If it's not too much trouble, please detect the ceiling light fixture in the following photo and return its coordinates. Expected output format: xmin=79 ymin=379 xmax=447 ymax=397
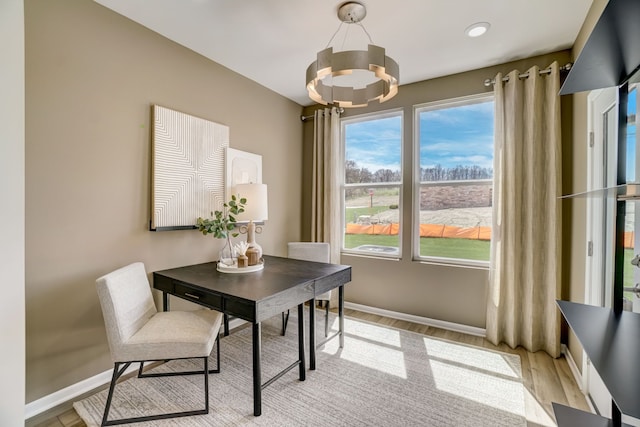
xmin=306 ymin=1 xmax=399 ymax=108
xmin=465 ymin=22 xmax=490 ymax=38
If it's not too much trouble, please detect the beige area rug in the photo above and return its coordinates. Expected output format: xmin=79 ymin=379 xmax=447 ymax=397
xmin=74 ymin=310 xmax=526 ymax=426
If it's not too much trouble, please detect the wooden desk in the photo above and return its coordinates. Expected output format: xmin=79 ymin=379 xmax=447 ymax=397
xmin=152 ymin=255 xmax=352 ymax=416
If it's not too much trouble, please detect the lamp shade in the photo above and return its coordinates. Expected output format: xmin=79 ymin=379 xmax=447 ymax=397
xmin=233 ymin=183 xmax=268 ymax=222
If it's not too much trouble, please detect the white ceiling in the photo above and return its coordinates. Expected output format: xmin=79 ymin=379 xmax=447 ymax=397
xmin=94 ymin=0 xmax=594 ymax=106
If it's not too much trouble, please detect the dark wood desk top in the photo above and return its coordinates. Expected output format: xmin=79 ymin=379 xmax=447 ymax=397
xmin=153 ymin=255 xmax=351 ymax=323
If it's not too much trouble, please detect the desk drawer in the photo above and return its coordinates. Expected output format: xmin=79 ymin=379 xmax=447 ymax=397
xmin=174 ymin=282 xmax=222 ymax=309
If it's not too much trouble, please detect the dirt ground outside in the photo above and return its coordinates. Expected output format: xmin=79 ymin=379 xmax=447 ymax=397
xmin=346 ymin=194 xmax=492 ymax=228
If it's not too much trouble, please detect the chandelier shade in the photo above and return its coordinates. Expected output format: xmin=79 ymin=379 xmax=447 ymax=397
xmin=305 ymin=2 xmax=399 ymax=108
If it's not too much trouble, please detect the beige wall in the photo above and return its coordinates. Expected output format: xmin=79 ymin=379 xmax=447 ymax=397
xmin=302 ymin=51 xmax=573 ymax=329
xmin=0 ymin=0 xmax=26 ymax=424
xmin=25 ymin=0 xmax=303 ymax=403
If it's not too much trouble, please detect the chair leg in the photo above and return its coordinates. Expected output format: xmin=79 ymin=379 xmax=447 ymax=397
xmin=203 ymin=356 xmax=209 ymax=414
xmin=101 ymin=358 xmax=209 ymax=426
xmin=102 ymin=362 xmax=131 ymax=426
xmin=210 ymin=334 xmax=221 ymax=374
xmin=324 ymin=300 xmax=330 ymax=337
xmin=281 ymin=309 xmax=290 ymax=336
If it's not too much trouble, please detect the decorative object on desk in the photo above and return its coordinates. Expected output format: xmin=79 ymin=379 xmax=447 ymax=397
xmin=234 ymin=183 xmax=269 ymax=260
xmin=216 ymin=259 xmax=263 ymax=273
xmin=246 ymin=246 xmax=260 ymax=266
xmin=74 ymin=311 xmax=526 ymax=426
xmin=235 ymin=241 xmax=249 ymax=268
xmin=150 ymin=105 xmax=228 ymax=231
xmin=196 ymin=194 xmax=246 ymax=267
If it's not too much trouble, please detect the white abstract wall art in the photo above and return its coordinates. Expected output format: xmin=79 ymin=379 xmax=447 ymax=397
xmin=225 ymin=147 xmax=262 ymax=203
xmin=150 ymin=105 xmax=229 ymax=231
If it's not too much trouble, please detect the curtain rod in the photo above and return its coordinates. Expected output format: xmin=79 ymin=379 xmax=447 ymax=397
xmin=300 ymin=107 xmax=345 ymax=121
xmin=483 ymin=62 xmax=573 ymax=87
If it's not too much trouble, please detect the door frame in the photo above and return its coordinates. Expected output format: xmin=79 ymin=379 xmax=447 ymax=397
xmin=584 ymin=86 xmax=617 ymax=416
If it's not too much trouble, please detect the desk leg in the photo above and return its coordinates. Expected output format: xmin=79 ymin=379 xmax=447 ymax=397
xmin=297 ymin=303 xmax=306 ymax=381
xmin=223 ymin=314 xmax=230 ymax=336
xmin=252 ymin=322 xmax=262 ymax=416
xmin=309 ymin=298 xmax=316 ymax=371
xmin=339 ymin=285 xmax=344 ymax=348
xmin=162 ymin=292 xmax=169 ymax=312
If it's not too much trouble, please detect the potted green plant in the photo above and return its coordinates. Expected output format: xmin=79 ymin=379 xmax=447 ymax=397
xmin=196 ymin=194 xmax=246 ymax=266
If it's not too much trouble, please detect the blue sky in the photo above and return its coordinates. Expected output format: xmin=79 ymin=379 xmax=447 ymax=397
xmin=345 ymin=115 xmax=402 ymax=172
xmin=627 ymin=87 xmax=637 ymax=180
xmin=344 ymin=100 xmax=494 ymax=172
xmin=419 ymin=101 xmax=494 ymax=170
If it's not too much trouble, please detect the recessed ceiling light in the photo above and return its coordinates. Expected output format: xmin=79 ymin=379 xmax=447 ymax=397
xmin=465 ymin=22 xmax=490 ymax=38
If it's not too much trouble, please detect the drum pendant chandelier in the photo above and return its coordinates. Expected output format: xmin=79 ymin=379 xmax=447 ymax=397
xmin=306 ymin=1 xmax=399 ymax=108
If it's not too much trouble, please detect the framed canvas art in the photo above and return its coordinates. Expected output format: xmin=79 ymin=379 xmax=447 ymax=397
xmin=150 ymin=105 xmax=229 ymax=231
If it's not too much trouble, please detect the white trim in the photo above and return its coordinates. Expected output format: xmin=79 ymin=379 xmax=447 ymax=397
xmin=561 ymin=344 xmax=586 ymax=392
xmin=25 ymin=317 xmax=246 ymax=421
xmin=344 ymin=301 xmax=486 ymax=337
xmin=25 ymin=363 xmax=137 ymax=420
xmin=561 ymin=344 xmax=596 ymax=413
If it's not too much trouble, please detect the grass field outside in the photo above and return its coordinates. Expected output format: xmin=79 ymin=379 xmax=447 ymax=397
xmin=344 ymin=234 xmax=490 ymax=261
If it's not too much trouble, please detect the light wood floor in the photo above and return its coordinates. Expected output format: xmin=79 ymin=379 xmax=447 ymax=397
xmin=31 ymin=308 xmax=591 ymax=427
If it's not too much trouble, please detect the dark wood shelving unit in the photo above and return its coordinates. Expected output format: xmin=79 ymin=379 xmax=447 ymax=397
xmin=553 ymin=403 xmax=633 ymax=427
xmin=555 ymin=0 xmax=640 ymax=424
xmin=559 ymin=0 xmax=640 ymax=95
xmin=556 ymin=301 xmax=640 ymax=421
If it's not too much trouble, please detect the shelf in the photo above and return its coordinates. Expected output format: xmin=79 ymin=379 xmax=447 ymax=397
xmin=556 ymin=300 xmax=640 ymax=419
xmin=559 ymin=0 xmax=640 ymax=95
xmin=553 ymin=403 xmax=633 ymax=427
xmin=560 ymin=183 xmax=640 ymax=200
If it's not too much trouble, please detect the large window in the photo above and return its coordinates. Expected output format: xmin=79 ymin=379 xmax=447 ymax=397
xmin=415 ymin=95 xmax=494 ymax=265
xmin=342 ymin=111 xmax=402 ymax=257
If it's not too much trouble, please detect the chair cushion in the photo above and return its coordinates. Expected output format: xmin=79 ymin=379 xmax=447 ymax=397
xmin=113 ymin=309 xmax=223 ymax=362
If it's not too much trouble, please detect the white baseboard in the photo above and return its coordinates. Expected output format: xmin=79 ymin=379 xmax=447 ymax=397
xmin=25 ymin=317 xmax=246 ymax=421
xmin=560 ymin=343 xmax=596 ymax=414
xmin=560 ymin=344 xmax=585 ymax=392
xmin=24 ymin=363 xmax=138 ymax=420
xmin=344 ymin=302 xmax=486 ymax=337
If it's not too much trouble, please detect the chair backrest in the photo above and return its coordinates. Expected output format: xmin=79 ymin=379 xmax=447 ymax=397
xmin=287 ymin=242 xmax=330 ymax=263
xmin=95 ymin=262 xmax=157 ymax=358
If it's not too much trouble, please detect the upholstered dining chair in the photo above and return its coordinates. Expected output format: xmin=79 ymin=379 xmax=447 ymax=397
xmin=281 ymin=242 xmax=332 ymax=337
xmin=95 ymin=262 xmax=223 ymax=426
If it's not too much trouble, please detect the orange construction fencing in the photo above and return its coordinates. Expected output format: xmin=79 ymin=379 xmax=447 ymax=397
xmin=346 ymin=222 xmax=635 ymax=248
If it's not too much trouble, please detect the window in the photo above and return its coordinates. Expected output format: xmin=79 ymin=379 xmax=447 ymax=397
xmin=415 ymin=95 xmax=494 ymax=265
xmin=342 ymin=111 xmax=402 ymax=257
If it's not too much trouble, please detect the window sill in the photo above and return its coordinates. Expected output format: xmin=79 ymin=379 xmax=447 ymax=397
xmin=414 ymin=257 xmax=490 ymax=270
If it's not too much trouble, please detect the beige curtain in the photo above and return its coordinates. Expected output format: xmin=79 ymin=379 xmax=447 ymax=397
xmin=486 ymin=62 xmax=562 ymax=357
xmin=310 ymin=107 xmax=342 ymax=266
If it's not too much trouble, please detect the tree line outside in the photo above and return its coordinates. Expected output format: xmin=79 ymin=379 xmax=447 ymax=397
xmin=346 ymin=160 xmax=493 ymax=184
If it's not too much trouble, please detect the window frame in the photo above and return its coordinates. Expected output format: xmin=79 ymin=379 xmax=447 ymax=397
xmin=340 ymin=109 xmax=404 ymax=259
xmin=413 ymin=93 xmax=494 ymax=268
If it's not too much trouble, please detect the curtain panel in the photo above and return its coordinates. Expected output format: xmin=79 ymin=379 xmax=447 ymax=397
xmin=310 ymin=107 xmax=341 ymax=264
xmin=486 ymin=62 xmax=562 ymax=357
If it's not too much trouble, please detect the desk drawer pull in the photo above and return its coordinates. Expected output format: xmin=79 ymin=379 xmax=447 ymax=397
xmin=184 ymin=292 xmax=201 ymax=300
